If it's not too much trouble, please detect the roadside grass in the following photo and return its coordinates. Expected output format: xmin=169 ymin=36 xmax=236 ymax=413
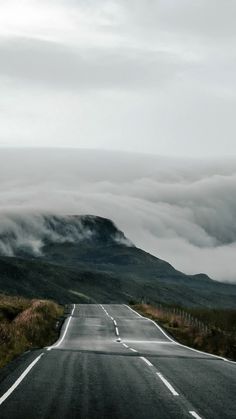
xmin=0 ymin=294 xmax=64 ymax=368
xmin=132 ymin=303 xmax=236 ymax=361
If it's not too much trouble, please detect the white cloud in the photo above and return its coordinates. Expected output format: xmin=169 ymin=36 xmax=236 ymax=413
xmin=0 ymin=149 xmax=236 ymax=283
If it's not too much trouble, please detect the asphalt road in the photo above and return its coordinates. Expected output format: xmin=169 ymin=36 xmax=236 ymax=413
xmin=0 ymin=304 xmax=235 ymax=419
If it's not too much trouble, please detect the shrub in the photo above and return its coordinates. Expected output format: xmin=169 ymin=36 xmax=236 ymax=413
xmin=0 ymin=294 xmax=64 ymax=368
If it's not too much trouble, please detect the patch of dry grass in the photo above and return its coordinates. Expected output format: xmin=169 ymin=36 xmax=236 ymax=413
xmin=0 ymin=294 xmax=64 ymax=368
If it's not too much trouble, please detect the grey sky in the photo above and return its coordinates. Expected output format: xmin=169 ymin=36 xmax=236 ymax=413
xmin=0 ymin=0 xmax=236 ymax=156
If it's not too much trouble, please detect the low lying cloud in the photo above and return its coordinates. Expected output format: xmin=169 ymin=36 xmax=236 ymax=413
xmin=0 ymin=212 xmax=132 ymax=256
xmin=0 ymin=214 xmax=95 ymax=256
xmin=0 ymin=148 xmax=236 ymax=282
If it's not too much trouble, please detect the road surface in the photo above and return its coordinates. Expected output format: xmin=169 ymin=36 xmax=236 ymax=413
xmin=0 ymin=304 xmax=235 ymax=418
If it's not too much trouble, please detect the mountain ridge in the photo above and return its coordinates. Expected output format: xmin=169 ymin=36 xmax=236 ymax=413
xmin=0 ymin=214 xmax=235 ymax=308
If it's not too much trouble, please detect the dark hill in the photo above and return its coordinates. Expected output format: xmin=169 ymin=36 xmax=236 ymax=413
xmin=0 ymin=215 xmax=236 ymax=308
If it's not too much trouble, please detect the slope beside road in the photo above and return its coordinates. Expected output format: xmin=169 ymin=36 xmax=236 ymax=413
xmin=0 ymin=304 xmax=235 ymax=419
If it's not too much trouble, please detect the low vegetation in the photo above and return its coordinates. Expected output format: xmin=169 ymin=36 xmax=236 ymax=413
xmin=0 ymin=294 xmax=64 ymax=368
xmin=133 ymin=303 xmax=236 ymax=361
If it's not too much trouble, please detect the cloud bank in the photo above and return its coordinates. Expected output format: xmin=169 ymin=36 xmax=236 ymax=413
xmin=0 ymin=213 xmax=131 ymax=257
xmin=0 ymin=149 xmax=236 ymax=283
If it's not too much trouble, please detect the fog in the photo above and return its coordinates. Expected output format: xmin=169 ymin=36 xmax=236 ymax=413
xmin=0 ymin=149 xmax=236 ymax=283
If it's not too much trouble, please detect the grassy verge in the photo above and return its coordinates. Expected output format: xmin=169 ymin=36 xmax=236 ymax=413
xmin=132 ymin=303 xmax=236 ymax=361
xmin=0 ymin=294 xmax=64 ymax=368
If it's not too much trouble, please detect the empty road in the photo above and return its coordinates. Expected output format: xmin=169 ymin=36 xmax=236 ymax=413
xmin=0 ymin=304 xmax=235 ymax=418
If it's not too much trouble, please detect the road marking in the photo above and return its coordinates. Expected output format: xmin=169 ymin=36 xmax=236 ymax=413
xmin=123 ymin=343 xmax=129 ymax=348
xmin=129 ymin=348 xmax=138 ymax=353
xmin=125 ymin=305 xmax=175 ymax=342
xmin=100 ymin=305 xmax=115 ymax=321
xmin=189 ymin=411 xmax=202 ymax=419
xmin=156 ymin=373 xmax=179 ymax=396
xmin=0 ymin=354 xmax=44 ymax=406
xmin=71 ymin=304 xmax=76 ymax=316
xmin=124 ymin=304 xmax=143 ymax=318
xmin=121 ymin=340 xmax=173 ymax=344
xmin=100 ymin=305 xmax=124 ymax=339
xmin=146 ymin=320 xmax=175 ymax=342
xmin=175 ymin=340 xmax=236 ymax=363
xmin=140 ymin=356 xmax=153 ymax=367
xmin=47 ymin=304 xmax=75 ymax=350
xmin=124 ymin=305 xmax=181 ymax=343
xmin=124 ymin=305 xmax=236 ymax=364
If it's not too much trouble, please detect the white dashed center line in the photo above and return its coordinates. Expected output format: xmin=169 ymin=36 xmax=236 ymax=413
xmin=140 ymin=357 xmax=153 ymax=367
xmin=156 ymin=373 xmax=179 ymax=396
xmin=189 ymin=411 xmax=202 ymax=419
xmin=100 ymin=305 xmax=122 ymax=340
xmin=115 ymin=327 xmax=119 ymax=336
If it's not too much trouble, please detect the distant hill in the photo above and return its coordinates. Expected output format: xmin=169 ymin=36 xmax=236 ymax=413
xmin=0 ymin=215 xmax=236 ymax=307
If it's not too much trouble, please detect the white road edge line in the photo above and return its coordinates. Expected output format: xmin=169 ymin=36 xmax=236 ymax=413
xmin=71 ymin=304 xmax=76 ymax=316
xmin=189 ymin=411 xmax=202 ymax=419
xmin=124 ymin=305 xmax=175 ymax=342
xmin=115 ymin=327 xmax=119 ymax=336
xmin=113 ymin=320 xmax=117 ymax=326
xmin=124 ymin=305 xmax=236 ymax=364
xmin=140 ymin=356 xmax=153 ymax=367
xmin=156 ymin=373 xmax=179 ymax=396
xmin=47 ymin=304 xmax=75 ymax=350
xmin=125 ymin=304 xmax=143 ymax=318
xmin=0 ymin=354 xmax=44 ymax=406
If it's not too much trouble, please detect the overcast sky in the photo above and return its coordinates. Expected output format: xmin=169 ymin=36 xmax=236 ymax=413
xmin=1 ymin=2 xmax=236 ymax=283
xmin=0 ymin=0 xmax=236 ymax=156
